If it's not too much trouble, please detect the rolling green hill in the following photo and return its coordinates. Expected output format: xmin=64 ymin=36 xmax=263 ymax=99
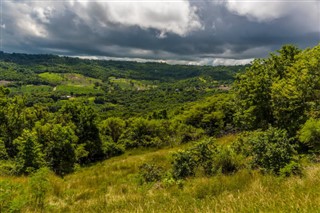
xmin=0 ymin=52 xmax=242 ymax=118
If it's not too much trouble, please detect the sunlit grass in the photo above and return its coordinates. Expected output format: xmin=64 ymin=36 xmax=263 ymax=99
xmin=10 ymin=85 xmax=53 ymax=94
xmin=109 ymin=76 xmax=156 ymax=91
xmin=56 ymin=85 xmax=100 ymax=95
xmin=2 ymin=135 xmax=320 ymax=212
xmin=38 ymin=72 xmax=64 ymax=84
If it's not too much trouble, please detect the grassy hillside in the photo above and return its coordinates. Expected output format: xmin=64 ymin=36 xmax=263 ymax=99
xmin=1 ymin=135 xmax=319 ymax=212
xmin=0 ymin=52 xmax=245 ymax=83
xmin=109 ymin=77 xmax=156 ymax=91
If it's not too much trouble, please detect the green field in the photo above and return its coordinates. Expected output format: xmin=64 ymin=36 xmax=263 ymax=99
xmin=39 ymin=72 xmax=102 ymax=85
xmin=63 ymin=73 xmax=102 ymax=86
xmin=37 ymin=72 xmax=103 ymax=95
xmin=109 ymin=77 xmax=156 ymax=91
xmin=56 ymin=85 xmax=101 ymax=95
xmin=38 ymin=73 xmax=64 ymax=84
xmin=10 ymin=85 xmax=53 ymax=94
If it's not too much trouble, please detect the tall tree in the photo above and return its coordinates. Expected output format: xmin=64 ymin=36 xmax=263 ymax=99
xmin=57 ymin=102 xmax=104 ymax=163
xmin=233 ymin=45 xmax=301 ymax=131
xmin=14 ymin=129 xmax=45 ymax=174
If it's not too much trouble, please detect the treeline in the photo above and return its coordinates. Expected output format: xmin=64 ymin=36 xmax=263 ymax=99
xmin=0 ymin=51 xmax=244 ymax=83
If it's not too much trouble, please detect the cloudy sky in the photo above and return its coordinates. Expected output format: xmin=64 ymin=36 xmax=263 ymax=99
xmin=1 ymin=0 xmax=320 ymax=65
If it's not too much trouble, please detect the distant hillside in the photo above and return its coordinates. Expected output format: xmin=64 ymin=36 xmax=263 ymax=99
xmin=0 ymin=51 xmax=247 ymax=83
xmin=0 ymin=51 xmax=246 ymax=118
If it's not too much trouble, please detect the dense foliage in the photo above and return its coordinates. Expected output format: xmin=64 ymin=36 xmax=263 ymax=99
xmin=2 ymin=44 xmax=320 ymax=181
xmin=0 ymin=52 xmax=241 ymax=176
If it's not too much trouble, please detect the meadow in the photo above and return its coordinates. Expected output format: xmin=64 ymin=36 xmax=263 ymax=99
xmin=1 ymin=135 xmax=320 ymax=213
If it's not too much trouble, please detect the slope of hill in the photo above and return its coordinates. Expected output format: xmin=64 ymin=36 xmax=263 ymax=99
xmin=1 ymin=135 xmax=320 ymax=212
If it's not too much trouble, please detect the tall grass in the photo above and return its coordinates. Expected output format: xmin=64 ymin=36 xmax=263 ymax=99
xmin=1 ymin=136 xmax=320 ymax=212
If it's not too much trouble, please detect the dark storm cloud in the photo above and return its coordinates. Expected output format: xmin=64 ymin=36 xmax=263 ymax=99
xmin=1 ymin=0 xmax=319 ymax=65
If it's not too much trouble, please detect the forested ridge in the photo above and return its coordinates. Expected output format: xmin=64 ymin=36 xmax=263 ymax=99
xmin=2 ymin=44 xmax=320 ymax=212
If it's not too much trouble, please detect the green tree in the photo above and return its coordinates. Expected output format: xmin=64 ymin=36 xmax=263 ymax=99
xmin=14 ymin=129 xmax=45 ymax=174
xmin=119 ymin=118 xmax=166 ymax=148
xmin=271 ymin=45 xmax=320 ymax=134
xmin=298 ymin=118 xmax=320 ymax=152
xmin=100 ymin=117 xmax=125 ymax=143
xmin=243 ymin=127 xmax=296 ymax=174
xmin=57 ymin=102 xmax=104 ymax=163
xmin=177 ymin=94 xmax=234 ymax=136
xmin=35 ymin=123 xmax=79 ymax=176
xmin=233 ymin=45 xmax=301 ymax=131
xmin=0 ymin=139 xmax=8 ymax=160
xmin=0 ymin=96 xmax=27 ymax=157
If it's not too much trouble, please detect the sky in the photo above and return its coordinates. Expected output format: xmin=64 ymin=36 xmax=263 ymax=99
xmin=1 ymin=0 xmax=320 ymax=66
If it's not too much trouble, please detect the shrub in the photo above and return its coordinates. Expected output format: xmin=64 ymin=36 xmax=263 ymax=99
xmin=172 ymin=139 xmax=242 ymax=179
xmin=232 ymin=132 xmax=252 ymax=156
xmin=190 ymin=140 xmax=215 ymax=175
xmin=103 ymin=141 xmax=125 ymax=159
xmin=162 ymin=172 xmax=184 ymax=188
xmin=0 ymin=139 xmax=8 ymax=160
xmin=242 ymin=127 xmax=297 ymax=174
xmin=119 ymin=118 xmax=167 ymax=148
xmin=279 ymin=161 xmax=303 ymax=177
xmin=298 ymin=118 xmax=320 ymax=152
xmin=213 ymin=147 xmax=241 ymax=175
xmin=0 ymin=160 xmax=16 ymax=176
xmin=172 ymin=150 xmax=197 ymax=179
xmin=138 ymin=163 xmax=164 ymax=183
xmin=172 ymin=121 xmax=204 ymax=143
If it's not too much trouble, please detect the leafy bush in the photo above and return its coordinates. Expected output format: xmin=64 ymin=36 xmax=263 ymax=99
xmin=0 ymin=139 xmax=8 ymax=160
xmin=279 ymin=161 xmax=303 ymax=177
xmin=0 ymin=160 xmax=16 ymax=176
xmin=172 ymin=150 xmax=198 ymax=179
xmin=138 ymin=163 xmax=164 ymax=183
xmin=172 ymin=139 xmax=241 ymax=179
xmin=103 ymin=141 xmax=125 ymax=159
xmin=189 ymin=140 xmax=215 ymax=175
xmin=238 ymin=127 xmax=297 ymax=174
xmin=213 ymin=146 xmax=241 ymax=175
xmin=298 ymin=118 xmax=320 ymax=152
xmin=177 ymin=94 xmax=235 ymax=136
xmin=176 ymin=123 xmax=204 ymax=143
xmin=119 ymin=118 xmax=167 ymax=148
